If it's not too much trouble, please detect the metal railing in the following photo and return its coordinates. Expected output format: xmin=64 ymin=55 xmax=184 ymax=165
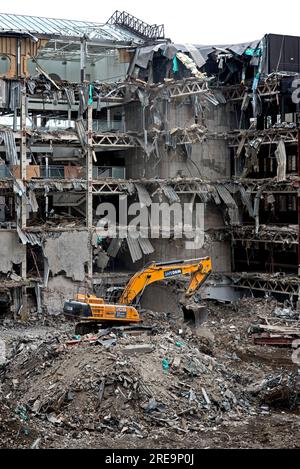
xmin=40 ymin=166 xmax=65 ymax=179
xmin=95 ymin=167 xmax=126 ymax=179
xmin=0 ymin=165 xmax=126 ymax=180
xmin=93 ymin=120 xmax=123 ymax=133
xmin=0 ymin=166 xmax=10 ymax=178
xmin=40 ymin=165 xmax=126 ymax=180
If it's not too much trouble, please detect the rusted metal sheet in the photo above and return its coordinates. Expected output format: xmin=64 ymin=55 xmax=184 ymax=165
xmin=253 ymin=333 xmax=295 ymax=347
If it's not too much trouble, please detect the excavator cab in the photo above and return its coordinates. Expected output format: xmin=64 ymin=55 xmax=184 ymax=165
xmin=104 ymin=287 xmax=125 ymax=304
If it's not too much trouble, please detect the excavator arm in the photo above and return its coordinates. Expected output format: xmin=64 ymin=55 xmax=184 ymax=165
xmin=119 ymin=257 xmax=212 ymax=305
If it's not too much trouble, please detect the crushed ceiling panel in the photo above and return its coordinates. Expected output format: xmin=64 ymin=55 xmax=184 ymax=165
xmin=127 ymin=236 xmax=143 ymax=263
xmin=17 ymin=226 xmax=42 ymax=246
xmin=127 ymin=235 xmax=155 ymax=263
xmin=161 ymin=184 xmax=180 ymax=204
xmin=138 ymin=237 xmax=155 ymax=256
xmin=216 ymin=185 xmax=238 ymax=210
xmin=28 ymin=190 xmax=39 ymax=213
xmin=135 ymin=183 xmax=152 ymax=207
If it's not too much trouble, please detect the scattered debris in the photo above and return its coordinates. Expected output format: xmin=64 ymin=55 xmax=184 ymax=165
xmin=123 ymin=344 xmax=154 ymax=355
xmin=1 ymin=299 xmax=299 ymax=449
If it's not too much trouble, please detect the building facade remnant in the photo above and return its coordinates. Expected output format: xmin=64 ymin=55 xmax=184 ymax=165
xmin=0 ymin=11 xmax=300 ymax=314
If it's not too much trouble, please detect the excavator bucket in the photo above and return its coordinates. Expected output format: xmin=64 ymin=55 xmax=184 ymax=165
xmin=140 ymin=284 xmax=208 ymax=328
xmin=139 ymin=284 xmax=185 ymax=322
xmin=181 ymin=303 xmax=208 ymax=328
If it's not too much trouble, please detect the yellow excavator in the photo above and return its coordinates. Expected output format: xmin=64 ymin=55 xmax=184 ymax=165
xmin=63 ymin=257 xmax=212 ymax=334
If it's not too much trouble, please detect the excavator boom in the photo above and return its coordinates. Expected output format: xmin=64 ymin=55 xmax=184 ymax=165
xmin=119 ymin=257 xmax=212 ymax=305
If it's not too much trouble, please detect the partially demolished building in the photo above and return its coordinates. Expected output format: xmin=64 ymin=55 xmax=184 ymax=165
xmin=0 ymin=10 xmax=300 ymax=316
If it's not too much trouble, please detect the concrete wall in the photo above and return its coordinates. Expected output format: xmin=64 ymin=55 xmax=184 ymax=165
xmin=125 ymin=102 xmax=143 ymax=132
xmin=44 ymin=231 xmax=89 ymax=282
xmin=205 ymin=104 xmax=232 ymax=132
xmin=0 ymin=232 xmax=26 ymax=273
xmin=125 ymin=100 xmax=231 ymax=181
xmin=204 ymin=204 xmax=227 ymax=230
xmin=147 ymin=239 xmax=231 ymax=273
xmin=42 ymin=275 xmax=81 ymax=315
xmin=120 ymin=237 xmax=231 ymax=274
xmin=167 ymin=101 xmax=195 ymax=129
xmin=123 ymin=98 xmax=233 ymax=273
xmin=190 ymin=140 xmax=231 ymax=180
xmin=126 ymin=140 xmax=230 ymax=180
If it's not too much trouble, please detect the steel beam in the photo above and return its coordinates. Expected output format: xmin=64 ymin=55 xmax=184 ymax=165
xmin=86 ymin=105 xmax=93 ymax=278
xmin=228 ymin=128 xmax=298 ymax=148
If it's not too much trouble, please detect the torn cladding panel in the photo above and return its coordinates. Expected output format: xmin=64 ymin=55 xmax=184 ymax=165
xmin=135 ymin=183 xmax=152 ymax=207
xmin=127 ymin=236 xmax=142 ymax=263
xmin=127 ymin=236 xmax=155 ymax=263
xmin=17 ymin=227 xmax=42 ymax=246
xmin=129 ymin=39 xmax=263 ymax=82
xmin=138 ymin=237 xmax=155 ymax=256
xmin=0 ymin=80 xmax=20 ymax=109
xmin=75 ymin=118 xmax=87 ymax=151
xmin=275 ymin=140 xmax=287 ymax=182
xmin=216 ymin=185 xmax=240 ymax=225
xmin=28 ymin=190 xmax=39 ymax=213
xmin=161 ymin=184 xmax=181 ymax=204
xmin=0 ymin=129 xmax=18 ymax=165
xmin=239 ymin=186 xmax=254 ymax=218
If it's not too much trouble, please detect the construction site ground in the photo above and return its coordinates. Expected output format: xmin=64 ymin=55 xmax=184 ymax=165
xmin=0 ymin=298 xmax=299 ymax=449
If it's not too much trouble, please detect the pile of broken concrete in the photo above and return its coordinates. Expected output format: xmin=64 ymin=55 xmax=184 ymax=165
xmin=1 ymin=308 xmax=299 ymax=448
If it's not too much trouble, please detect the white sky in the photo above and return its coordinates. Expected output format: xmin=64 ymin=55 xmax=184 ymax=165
xmin=1 ymin=0 xmax=300 ymax=45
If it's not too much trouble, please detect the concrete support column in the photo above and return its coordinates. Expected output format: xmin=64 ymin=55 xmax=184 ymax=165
xmin=298 ymin=129 xmax=300 ymax=277
xmin=86 ymin=104 xmax=93 ymax=278
xmin=20 ymin=84 xmax=28 ymax=316
xmin=80 ymin=38 xmax=87 ymax=83
xmin=107 ymin=108 xmax=111 ymax=131
xmin=20 ymin=85 xmax=27 ymax=280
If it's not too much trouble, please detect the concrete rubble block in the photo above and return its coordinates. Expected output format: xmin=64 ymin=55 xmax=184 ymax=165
xmin=195 ymin=327 xmax=215 ymax=342
xmin=172 ymin=357 xmax=181 ymax=369
xmin=122 ymin=344 xmax=155 ymax=355
xmin=0 ymin=339 xmax=6 ymax=365
xmin=182 ymin=303 xmax=209 ymax=328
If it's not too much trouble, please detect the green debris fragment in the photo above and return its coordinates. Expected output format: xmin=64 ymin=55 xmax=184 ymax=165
xmin=162 ymin=358 xmax=170 ymax=372
xmin=15 ymin=405 xmax=29 ymax=422
xmin=175 ymin=341 xmax=185 ymax=348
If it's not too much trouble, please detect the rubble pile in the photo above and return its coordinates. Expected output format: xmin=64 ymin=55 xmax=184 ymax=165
xmin=0 ymin=300 xmax=300 ymax=448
